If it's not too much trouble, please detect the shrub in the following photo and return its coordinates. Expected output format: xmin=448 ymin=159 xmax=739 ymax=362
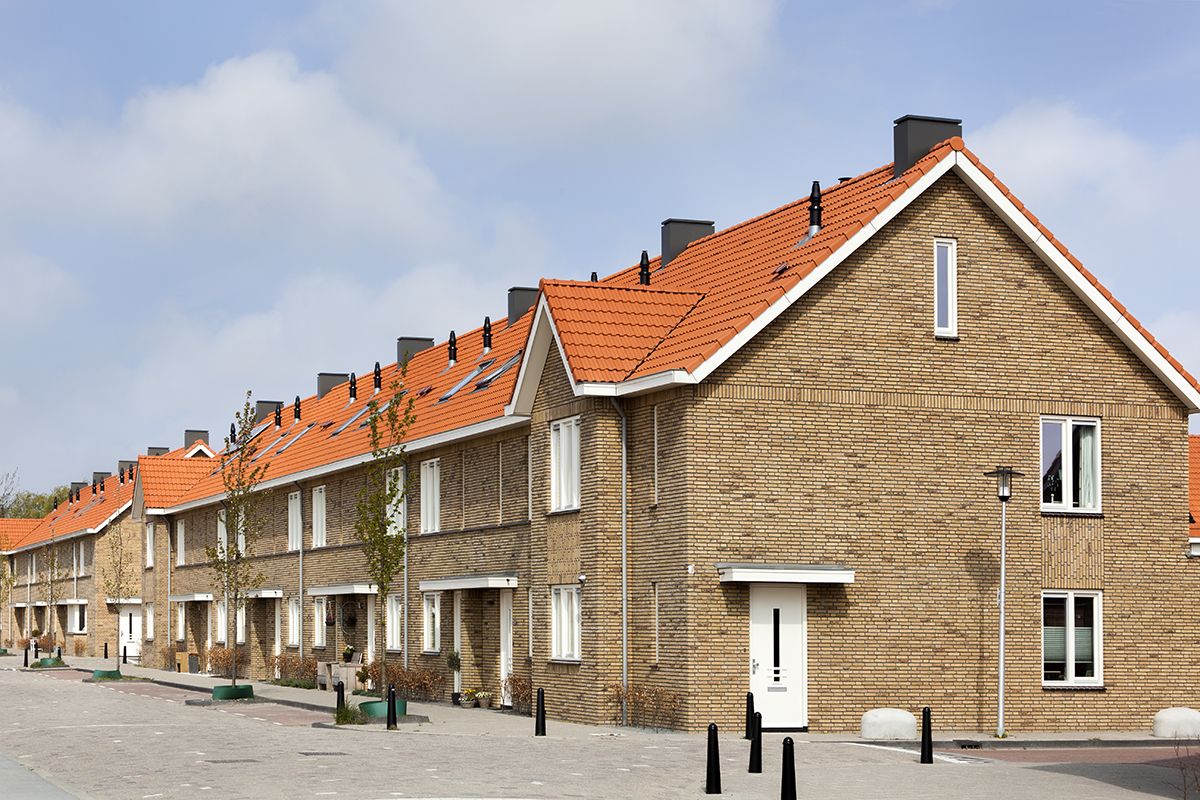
xmin=502 ymin=674 xmax=533 ymax=715
xmin=73 ymin=639 xmax=86 ymax=657
xmin=364 ymin=659 xmax=445 ymax=701
xmin=608 ymin=684 xmax=684 ymax=730
xmin=158 ymin=644 xmax=178 ymax=670
xmin=17 ymin=637 xmax=30 ymax=650
xmin=207 ymin=646 xmax=249 ymax=678
xmin=266 ymin=653 xmax=318 ymax=685
xmin=36 ymin=634 xmax=54 ymax=651
xmin=334 ymin=704 xmax=368 ymax=725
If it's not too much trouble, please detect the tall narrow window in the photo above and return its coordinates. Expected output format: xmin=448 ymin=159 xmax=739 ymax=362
xmin=550 ymin=417 xmax=581 ymax=511
xmin=652 ymin=581 xmax=660 ymax=664
xmin=1043 ymin=591 xmax=1102 ymax=686
xmin=235 ymin=602 xmax=246 ymax=644
xmin=312 ymin=486 xmax=327 ymax=548
xmin=313 ymin=597 xmax=327 ymax=647
xmin=287 ymin=491 xmax=301 ymax=551
xmin=1041 ymin=417 xmax=1101 ymax=512
xmin=934 ymin=239 xmax=957 ymax=338
xmin=386 ymin=595 xmax=403 ymax=650
xmin=287 ymin=598 xmax=300 ymax=646
xmin=176 ymin=520 xmax=186 ymax=566
xmin=176 ymin=603 xmax=186 ymax=642
xmin=145 ymin=603 xmax=155 ymax=640
xmin=216 ymin=600 xmax=228 ymax=643
xmin=550 ymin=585 xmax=581 ymax=660
xmin=236 ymin=509 xmax=245 ymax=554
xmin=423 ymin=593 xmax=441 ymax=652
xmin=145 ymin=523 xmax=155 ymax=568
xmin=217 ymin=510 xmax=228 ymax=552
xmin=420 ymin=460 xmax=441 ymax=533
xmin=388 ymin=466 xmax=407 ymax=535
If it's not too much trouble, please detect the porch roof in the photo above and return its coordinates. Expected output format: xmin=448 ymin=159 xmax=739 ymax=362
xmin=307 ymin=583 xmax=377 ymax=596
xmin=167 ymin=592 xmax=214 ymax=602
xmin=715 ymin=563 xmax=855 ymax=585
xmin=244 ymin=588 xmax=283 ymax=599
xmin=418 ymin=572 xmax=518 ymax=592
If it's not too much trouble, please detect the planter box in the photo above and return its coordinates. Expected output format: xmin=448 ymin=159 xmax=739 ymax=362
xmin=212 ymin=684 xmax=255 ymax=701
xmin=92 ymin=669 xmax=123 ymax=680
xmin=360 ymin=699 xmax=408 ymax=718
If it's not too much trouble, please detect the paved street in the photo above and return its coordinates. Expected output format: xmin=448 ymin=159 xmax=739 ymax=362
xmin=0 ymin=659 xmax=1192 ymax=799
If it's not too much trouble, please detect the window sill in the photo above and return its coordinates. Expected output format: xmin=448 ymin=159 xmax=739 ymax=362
xmin=1042 ymin=683 xmax=1105 ymax=692
xmin=549 ymin=658 xmax=582 ymax=665
xmin=547 ymin=508 xmax=581 ymax=518
xmin=933 ymin=333 xmax=960 ymax=342
xmin=1040 ymin=509 xmax=1104 ymax=519
xmin=422 ymin=650 xmax=441 ymax=656
xmin=385 ymin=648 xmax=403 ymax=654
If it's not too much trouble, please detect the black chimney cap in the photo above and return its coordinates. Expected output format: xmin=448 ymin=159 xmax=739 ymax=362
xmin=638 ymin=250 xmax=651 ymax=286
xmin=482 ymin=317 xmax=492 ymax=351
xmin=349 ymin=373 xmax=357 ymax=401
xmin=448 ymin=331 xmax=457 ymax=364
xmin=373 ymin=362 xmax=382 ymax=390
xmin=293 ymin=395 xmax=301 ymax=421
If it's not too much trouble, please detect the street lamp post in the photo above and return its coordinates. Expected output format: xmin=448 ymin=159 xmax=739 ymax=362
xmin=984 ymin=466 xmax=1023 ymax=738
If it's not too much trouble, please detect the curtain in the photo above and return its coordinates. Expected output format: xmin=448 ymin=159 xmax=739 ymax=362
xmin=1076 ymin=424 xmax=1097 ymax=509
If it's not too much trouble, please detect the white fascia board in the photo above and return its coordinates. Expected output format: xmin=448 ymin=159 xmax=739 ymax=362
xmin=161 ymin=415 xmax=529 ymax=515
xmin=715 ymin=563 xmax=855 ymax=584
xmin=418 ymin=573 xmax=519 ymax=592
xmin=576 ymin=370 xmax=696 ymax=397
xmin=105 ymin=597 xmax=142 ymax=605
xmin=506 ymin=297 xmax=577 ymax=416
xmin=185 ymin=443 xmax=216 ymax=458
xmin=56 ymin=598 xmax=88 ymax=606
xmin=689 ymin=156 xmax=956 ymax=385
xmin=307 ymin=583 xmax=377 ymax=596
xmin=168 ymin=593 xmax=214 ymax=602
xmin=12 ymin=602 xmax=28 ymax=608
xmin=244 ymin=588 xmax=283 ymax=599
xmin=6 ymin=500 xmax=132 ymax=555
xmin=953 ymin=154 xmax=1200 ymax=411
xmin=87 ymin=501 xmax=133 ymax=535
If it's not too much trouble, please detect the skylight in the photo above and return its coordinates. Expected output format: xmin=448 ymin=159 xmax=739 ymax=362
xmin=439 ymin=359 xmax=494 ymax=403
xmin=473 ymin=351 xmax=522 ymax=391
xmin=274 ymin=423 xmax=316 ymax=455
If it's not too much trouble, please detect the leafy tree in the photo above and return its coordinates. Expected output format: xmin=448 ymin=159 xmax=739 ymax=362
xmin=100 ymin=522 xmax=137 ymax=665
xmin=205 ymin=391 xmax=269 ymax=687
xmin=3 ymin=486 xmax=69 ymax=519
xmin=353 ymin=375 xmax=415 ymax=702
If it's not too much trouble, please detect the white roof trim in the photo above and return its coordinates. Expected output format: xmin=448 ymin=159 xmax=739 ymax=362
xmin=716 ymin=563 xmax=855 ymax=584
xmin=105 ymin=597 xmax=142 ymax=605
xmin=307 ymin=583 xmax=377 ymax=596
xmin=168 ymin=593 xmax=214 ymax=602
xmin=507 ymin=295 xmax=568 ymax=416
xmin=185 ymin=442 xmax=216 ymax=458
xmin=418 ymin=573 xmax=519 ymax=592
xmin=159 ymin=414 xmax=529 ymax=515
xmin=244 ymin=588 xmax=283 ymax=599
xmin=6 ymin=500 xmax=134 ymax=555
xmin=12 ymin=602 xmax=29 ymax=608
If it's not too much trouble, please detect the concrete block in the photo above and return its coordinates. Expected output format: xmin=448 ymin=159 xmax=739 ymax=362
xmin=1154 ymin=708 xmax=1200 ymax=738
xmin=861 ymin=708 xmax=918 ymax=740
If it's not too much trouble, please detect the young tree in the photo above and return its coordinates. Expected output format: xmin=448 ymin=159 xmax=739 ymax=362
xmin=38 ymin=538 xmax=67 ymax=648
xmin=353 ymin=375 xmax=416 ymax=702
xmin=0 ymin=558 xmax=16 ymax=648
xmin=101 ymin=522 xmax=137 ymax=666
xmin=0 ymin=469 xmax=15 ymax=514
xmin=205 ymin=391 xmax=269 ymax=687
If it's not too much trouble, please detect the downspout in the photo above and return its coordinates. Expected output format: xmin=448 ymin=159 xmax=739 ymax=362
xmin=609 ymin=398 xmax=628 ymax=725
xmin=293 ymin=482 xmax=304 ymax=660
xmin=165 ymin=518 xmax=172 ymax=644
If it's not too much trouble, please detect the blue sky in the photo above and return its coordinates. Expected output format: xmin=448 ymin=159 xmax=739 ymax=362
xmin=1 ymin=0 xmax=1198 ymax=491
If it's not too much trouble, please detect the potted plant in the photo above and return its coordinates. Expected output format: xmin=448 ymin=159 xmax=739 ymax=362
xmin=446 ymin=651 xmax=462 ymax=704
xmin=476 ymin=690 xmax=493 ymax=709
xmin=342 ymin=644 xmax=355 ymax=663
xmin=461 ymin=688 xmax=476 ymax=707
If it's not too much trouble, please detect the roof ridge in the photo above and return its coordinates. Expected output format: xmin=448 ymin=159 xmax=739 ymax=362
xmin=543 ymin=279 xmax=704 ymax=297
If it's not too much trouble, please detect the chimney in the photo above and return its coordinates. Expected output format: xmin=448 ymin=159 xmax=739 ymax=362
xmin=118 ymin=459 xmax=137 ymax=477
xmin=661 ymin=219 xmax=715 ymax=268
xmin=397 ymin=337 xmax=434 ymax=366
xmin=92 ymin=471 xmax=110 ymax=486
xmin=893 ymin=115 xmax=962 ymax=179
xmin=254 ymin=400 xmax=283 ymax=424
xmin=184 ymin=429 xmax=208 ymax=449
xmin=317 ymin=373 xmax=349 ymax=399
xmin=507 ymin=287 xmax=538 ymax=326
xmin=147 ymin=447 xmax=169 ymax=456
xmin=70 ymin=481 xmax=87 ymax=497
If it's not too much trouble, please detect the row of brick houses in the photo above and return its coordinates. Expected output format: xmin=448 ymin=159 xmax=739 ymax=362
xmin=4 ymin=116 xmax=1199 ymax=733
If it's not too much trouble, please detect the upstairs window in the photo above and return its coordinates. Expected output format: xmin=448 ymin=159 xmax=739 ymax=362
xmin=287 ymin=491 xmax=302 ymax=551
xmin=145 ymin=523 xmax=155 ymax=568
xmin=312 ymin=486 xmax=327 ymax=548
xmin=1043 ymin=591 xmax=1102 ymax=686
xmin=420 ymin=460 xmax=441 ymax=533
xmin=934 ymin=239 xmax=958 ymax=338
xmin=550 ymin=417 xmax=581 ymax=512
xmin=1041 ymin=417 xmax=1101 ymax=513
xmin=176 ymin=520 xmax=186 ymax=566
xmin=388 ymin=467 xmax=407 ymax=536
xmin=217 ymin=510 xmax=228 ymax=552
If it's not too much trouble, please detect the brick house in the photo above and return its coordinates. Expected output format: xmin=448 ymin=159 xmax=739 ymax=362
xmin=11 ymin=116 xmax=1196 ymax=734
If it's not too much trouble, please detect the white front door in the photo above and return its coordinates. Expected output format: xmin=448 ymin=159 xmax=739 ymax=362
xmin=273 ymin=599 xmax=281 ymax=678
xmin=366 ymin=595 xmax=376 ymax=666
xmin=749 ymin=585 xmax=807 ymax=729
xmin=119 ymin=605 xmax=143 ymax=661
xmin=499 ymin=589 xmax=513 ymax=706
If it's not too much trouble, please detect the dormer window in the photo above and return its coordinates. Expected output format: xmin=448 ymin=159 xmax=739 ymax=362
xmin=934 ymin=238 xmax=958 ymax=338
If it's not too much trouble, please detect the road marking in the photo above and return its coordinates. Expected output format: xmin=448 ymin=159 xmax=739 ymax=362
xmin=847 ymin=743 xmax=974 ymax=764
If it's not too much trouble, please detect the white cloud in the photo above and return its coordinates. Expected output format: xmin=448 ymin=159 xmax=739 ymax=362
xmin=0 ymin=247 xmax=79 ymax=330
xmin=317 ymin=0 xmax=778 ymax=144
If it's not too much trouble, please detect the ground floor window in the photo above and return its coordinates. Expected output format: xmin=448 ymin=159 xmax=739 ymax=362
xmin=423 ymin=593 xmax=441 ymax=653
xmin=235 ymin=602 xmax=246 ymax=644
xmin=176 ymin=603 xmax=185 ymax=642
xmin=1043 ymin=590 xmax=1102 ymax=686
xmin=287 ymin=598 xmax=300 ymax=646
xmin=313 ymin=597 xmax=327 ymax=647
xmin=551 ymin=585 xmax=581 ymax=661
xmin=386 ymin=595 xmax=402 ymax=650
xmin=216 ymin=600 xmax=227 ymax=644
xmin=67 ymin=604 xmax=86 ymax=634
xmin=145 ymin=603 xmax=155 ymax=640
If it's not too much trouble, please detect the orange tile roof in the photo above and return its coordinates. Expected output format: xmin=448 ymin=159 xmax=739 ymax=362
xmin=13 ymin=470 xmax=137 ymax=550
xmin=0 ymin=518 xmax=41 ymax=550
xmin=139 ymin=453 xmax=216 ymax=509
xmin=1190 ymin=436 xmax=1199 ymax=536
xmin=541 ymin=138 xmax=1200 ymax=395
xmin=170 ymin=311 xmax=533 ymax=508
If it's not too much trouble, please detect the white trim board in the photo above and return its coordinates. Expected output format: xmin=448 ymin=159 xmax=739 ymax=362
xmin=168 ymin=593 xmax=214 ymax=602
xmin=105 ymin=597 xmax=142 ymax=605
xmin=307 ymin=583 xmax=377 ymax=596
xmin=716 ymin=563 xmax=855 ymax=585
xmin=418 ymin=573 xmax=519 ymax=592
xmin=244 ymin=588 xmax=283 ymax=599
xmin=5 ymin=500 xmax=134 ymax=555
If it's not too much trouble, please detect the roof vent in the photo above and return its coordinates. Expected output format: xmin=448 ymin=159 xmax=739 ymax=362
xmin=590 ymin=271 xmax=598 ymax=282
xmin=893 ymin=115 xmax=961 ymax=179
xmin=638 ymin=250 xmax=651 ymax=285
xmin=482 ymin=317 xmax=492 ymax=354
xmin=507 ymin=287 xmax=538 ymax=326
xmin=274 ymin=405 xmax=282 ymax=429
xmin=293 ymin=396 xmax=301 ymax=422
xmin=373 ymin=362 xmax=382 ymax=392
xmin=118 ymin=459 xmax=136 ymax=477
xmin=184 ymin=430 xmax=208 ymax=449
xmin=147 ymin=446 xmax=169 ymax=456
xmin=254 ymin=400 xmax=283 ymax=424
xmin=349 ymin=373 xmax=357 ymax=402
xmin=661 ymin=219 xmax=715 ymax=268
xmin=796 ymin=181 xmax=822 ymax=247
xmin=92 ymin=471 xmax=111 ymax=486
xmin=317 ymin=373 xmax=349 ymax=400
xmin=448 ymin=331 xmax=457 ymax=367
xmin=397 ymin=337 xmax=434 ymax=366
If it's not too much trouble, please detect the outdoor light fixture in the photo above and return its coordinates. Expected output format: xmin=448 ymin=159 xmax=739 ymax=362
xmin=984 ymin=465 xmax=1023 ymax=738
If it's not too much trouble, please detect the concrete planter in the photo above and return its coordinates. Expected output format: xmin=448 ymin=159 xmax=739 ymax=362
xmin=92 ymin=669 xmax=123 ymax=680
xmin=212 ymin=684 xmax=255 ymax=701
xmin=360 ymin=699 xmax=407 ymax=718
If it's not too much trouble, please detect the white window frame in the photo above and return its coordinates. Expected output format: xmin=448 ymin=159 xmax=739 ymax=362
xmin=176 ymin=603 xmax=186 ymax=642
xmin=216 ymin=599 xmax=228 ymax=644
xmin=422 ymin=593 xmax=441 ymax=652
xmin=1039 ymin=416 xmax=1102 ymax=514
xmin=287 ymin=491 xmax=302 ymax=551
xmin=145 ymin=523 xmax=155 ymax=568
xmin=67 ymin=603 xmax=87 ymax=634
xmin=388 ymin=466 xmax=407 ymax=536
xmin=386 ymin=594 xmax=403 ymax=651
xmin=235 ymin=602 xmax=246 ymax=644
xmin=420 ymin=460 xmax=441 ymax=533
xmin=287 ymin=598 xmax=300 ymax=647
xmin=217 ymin=510 xmax=228 ymax=553
xmin=550 ymin=584 xmax=581 ymax=661
xmin=312 ymin=486 xmax=327 ymax=548
xmin=313 ymin=597 xmax=327 ymax=647
xmin=933 ymin=238 xmax=958 ymax=338
xmin=145 ymin=603 xmax=155 ymax=640
xmin=176 ymin=520 xmax=186 ymax=566
xmin=550 ymin=416 xmax=581 ymax=512
xmin=1041 ymin=590 xmax=1103 ymax=687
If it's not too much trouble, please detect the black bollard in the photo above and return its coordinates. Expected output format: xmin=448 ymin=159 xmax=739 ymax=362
xmin=745 ymin=692 xmax=755 ymax=739
xmin=386 ymin=683 xmax=398 ymax=730
xmin=534 ymin=687 xmax=546 ymax=736
xmin=33 ymin=641 xmax=39 ymax=659
xmin=335 ymin=680 xmax=346 ymax=711
xmin=781 ymin=737 xmax=796 ymax=800
xmin=749 ymin=711 xmax=762 ymax=774
xmin=23 ymin=646 xmax=28 ymax=668
xmin=705 ymin=722 xmax=721 ymax=794
xmin=104 ymin=641 xmax=108 ymax=660
xmin=122 ymin=646 xmax=127 ymax=665
xmin=56 ymin=646 xmax=62 ymax=660
xmin=920 ymin=706 xmax=933 ymax=764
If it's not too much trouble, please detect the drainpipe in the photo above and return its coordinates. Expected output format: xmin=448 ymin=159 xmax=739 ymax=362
xmin=165 ymin=518 xmax=172 ymax=644
xmin=403 ymin=522 xmax=409 ymax=670
xmin=293 ymin=483 xmax=305 ymax=660
xmin=609 ymin=398 xmax=629 ymax=725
